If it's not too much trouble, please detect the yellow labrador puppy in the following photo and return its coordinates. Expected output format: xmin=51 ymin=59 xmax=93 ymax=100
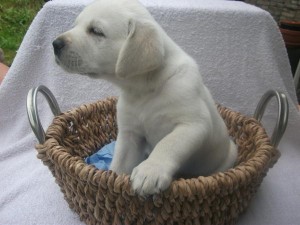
xmin=53 ymin=0 xmax=237 ymax=196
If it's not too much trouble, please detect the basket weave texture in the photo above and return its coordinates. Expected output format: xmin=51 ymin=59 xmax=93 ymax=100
xmin=36 ymin=97 xmax=280 ymax=225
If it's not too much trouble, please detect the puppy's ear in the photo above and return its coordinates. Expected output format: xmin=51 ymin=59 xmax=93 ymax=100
xmin=115 ymin=19 xmax=164 ymax=78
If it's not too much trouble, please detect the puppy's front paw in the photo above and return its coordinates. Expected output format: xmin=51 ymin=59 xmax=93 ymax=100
xmin=130 ymin=160 xmax=173 ymax=197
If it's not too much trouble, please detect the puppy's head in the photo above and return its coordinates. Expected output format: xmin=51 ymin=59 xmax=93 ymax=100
xmin=53 ymin=0 xmax=164 ymax=79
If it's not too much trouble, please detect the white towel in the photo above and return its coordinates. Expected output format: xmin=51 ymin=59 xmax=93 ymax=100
xmin=1 ymin=0 xmax=300 ymax=224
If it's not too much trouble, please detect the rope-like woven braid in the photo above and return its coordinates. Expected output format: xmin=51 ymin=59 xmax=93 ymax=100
xmin=35 ymin=97 xmax=280 ymax=225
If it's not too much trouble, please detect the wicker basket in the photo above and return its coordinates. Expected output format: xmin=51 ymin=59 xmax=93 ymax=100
xmin=27 ymin=86 xmax=288 ymax=225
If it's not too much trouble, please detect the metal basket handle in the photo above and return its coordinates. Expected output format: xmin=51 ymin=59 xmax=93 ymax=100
xmin=254 ymin=90 xmax=289 ymax=148
xmin=27 ymin=86 xmax=289 ymax=148
xmin=26 ymin=85 xmax=61 ymax=144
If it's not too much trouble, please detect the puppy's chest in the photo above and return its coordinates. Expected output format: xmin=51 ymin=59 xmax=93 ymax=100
xmin=120 ymin=99 xmax=175 ymax=145
xmin=142 ymin=111 xmax=174 ymax=142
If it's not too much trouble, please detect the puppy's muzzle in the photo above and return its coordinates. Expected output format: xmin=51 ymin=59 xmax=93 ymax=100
xmin=52 ymin=38 xmax=65 ymax=57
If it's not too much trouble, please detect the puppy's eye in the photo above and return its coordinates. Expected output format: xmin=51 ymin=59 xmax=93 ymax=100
xmin=89 ymin=27 xmax=105 ymax=37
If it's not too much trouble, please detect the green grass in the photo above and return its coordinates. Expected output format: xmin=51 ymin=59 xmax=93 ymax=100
xmin=0 ymin=0 xmax=44 ymax=65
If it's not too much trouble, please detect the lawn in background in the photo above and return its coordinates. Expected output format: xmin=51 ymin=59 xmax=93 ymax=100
xmin=0 ymin=0 xmax=44 ymax=65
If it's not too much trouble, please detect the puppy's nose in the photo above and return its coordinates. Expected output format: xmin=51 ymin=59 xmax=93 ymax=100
xmin=52 ymin=38 xmax=65 ymax=56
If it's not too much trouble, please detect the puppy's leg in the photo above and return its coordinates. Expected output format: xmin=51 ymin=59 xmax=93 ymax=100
xmin=131 ymin=124 xmax=207 ymax=196
xmin=110 ymin=131 xmax=146 ymax=175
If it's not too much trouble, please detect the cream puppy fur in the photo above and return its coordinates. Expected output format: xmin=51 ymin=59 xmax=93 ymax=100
xmin=53 ymin=0 xmax=237 ymax=196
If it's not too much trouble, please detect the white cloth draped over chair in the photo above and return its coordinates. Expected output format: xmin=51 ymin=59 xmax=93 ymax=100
xmin=0 ymin=0 xmax=300 ymax=224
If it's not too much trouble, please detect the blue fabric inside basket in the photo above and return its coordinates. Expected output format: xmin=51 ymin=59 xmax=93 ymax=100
xmin=85 ymin=141 xmax=115 ymax=170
